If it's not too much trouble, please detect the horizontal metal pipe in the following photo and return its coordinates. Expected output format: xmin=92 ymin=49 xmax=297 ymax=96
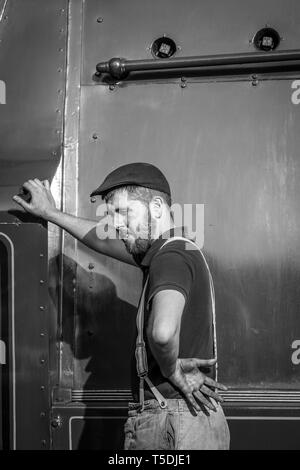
xmin=125 ymin=60 xmax=300 ymax=79
xmin=96 ymin=50 xmax=300 ymax=79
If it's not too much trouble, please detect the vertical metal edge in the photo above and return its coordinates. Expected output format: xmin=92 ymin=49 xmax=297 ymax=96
xmin=58 ymin=0 xmax=83 ymax=391
xmin=47 ymin=0 xmax=69 ymax=415
xmin=38 ymin=224 xmax=51 ymax=450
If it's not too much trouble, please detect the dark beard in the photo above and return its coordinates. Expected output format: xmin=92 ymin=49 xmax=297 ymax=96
xmin=122 ymin=205 xmax=152 ymax=262
xmin=123 ymin=236 xmax=151 ymax=256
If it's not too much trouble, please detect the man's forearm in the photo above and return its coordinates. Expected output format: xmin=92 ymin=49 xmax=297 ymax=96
xmin=47 ymin=208 xmax=97 ymax=242
xmin=12 ymin=180 xmax=137 ymax=264
xmin=45 ymin=208 xmax=137 ymax=265
xmin=148 ymin=332 xmax=179 ymax=378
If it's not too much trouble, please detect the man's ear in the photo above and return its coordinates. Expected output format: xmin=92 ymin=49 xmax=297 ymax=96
xmin=149 ymin=196 xmax=164 ymax=219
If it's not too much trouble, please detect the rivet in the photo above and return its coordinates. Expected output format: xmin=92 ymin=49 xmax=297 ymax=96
xmin=90 ymin=196 xmax=96 ymax=203
xmin=88 ymin=263 xmax=95 ymax=270
xmin=40 ymin=358 xmax=45 ymax=364
xmin=41 ymin=440 xmax=46 ymax=447
xmin=97 ymin=17 xmax=103 ymax=23
xmin=58 ymin=68 xmax=62 ymax=73
xmin=40 ymin=279 xmax=45 ymax=284
xmin=109 ymin=84 xmax=115 ymax=91
xmin=51 ymin=416 xmax=63 ymax=428
xmin=39 ymin=306 xmax=45 ymax=311
xmin=40 ymin=333 xmax=45 ymax=337
xmin=52 ymin=151 xmax=57 ymax=156
xmin=40 ymin=386 xmax=45 ymax=391
xmin=40 ymin=253 xmax=44 ymax=257
xmin=40 ymin=412 xmax=46 ymax=418
xmin=92 ymin=133 xmax=98 ymax=140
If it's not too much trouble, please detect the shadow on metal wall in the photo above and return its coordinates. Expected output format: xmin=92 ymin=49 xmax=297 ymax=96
xmin=49 ymin=254 xmax=137 ymax=449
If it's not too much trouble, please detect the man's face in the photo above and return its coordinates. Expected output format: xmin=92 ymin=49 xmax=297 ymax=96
xmin=108 ymin=191 xmax=152 ymax=256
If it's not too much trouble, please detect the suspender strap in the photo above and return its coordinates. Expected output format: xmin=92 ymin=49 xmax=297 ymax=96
xmin=135 ymin=277 xmax=167 ymax=410
xmin=134 ymin=235 xmax=218 ymax=411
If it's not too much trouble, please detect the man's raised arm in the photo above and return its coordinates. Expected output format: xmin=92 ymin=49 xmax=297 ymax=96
xmin=12 ymin=178 xmax=137 ymax=266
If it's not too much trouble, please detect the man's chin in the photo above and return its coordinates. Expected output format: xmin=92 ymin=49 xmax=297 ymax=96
xmin=123 ymin=238 xmax=150 ymax=256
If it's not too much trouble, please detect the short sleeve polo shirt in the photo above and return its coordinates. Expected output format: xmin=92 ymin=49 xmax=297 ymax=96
xmin=131 ymin=227 xmax=215 ymax=402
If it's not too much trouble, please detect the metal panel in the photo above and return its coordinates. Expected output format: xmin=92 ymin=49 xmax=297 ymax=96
xmin=0 ymin=235 xmax=10 ymax=449
xmin=0 ymin=223 xmax=50 ymax=449
xmin=51 ymin=0 xmax=300 ymax=450
xmin=78 ymin=78 xmax=300 ymax=389
xmin=51 ymin=406 xmax=128 ymax=450
xmin=51 ymin=0 xmax=84 ymax=396
xmin=82 ymin=0 xmax=300 ymax=85
xmin=0 ymin=0 xmax=68 ymax=218
xmin=51 ymin=404 xmax=300 ymax=450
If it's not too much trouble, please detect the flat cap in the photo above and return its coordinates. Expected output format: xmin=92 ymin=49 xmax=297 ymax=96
xmin=90 ymin=162 xmax=171 ymax=197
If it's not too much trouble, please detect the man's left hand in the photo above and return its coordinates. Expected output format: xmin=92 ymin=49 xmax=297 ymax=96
xmin=167 ymin=357 xmax=227 ymax=413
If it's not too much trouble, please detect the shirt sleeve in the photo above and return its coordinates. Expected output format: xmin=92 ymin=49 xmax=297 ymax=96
xmin=146 ymin=247 xmax=195 ymax=310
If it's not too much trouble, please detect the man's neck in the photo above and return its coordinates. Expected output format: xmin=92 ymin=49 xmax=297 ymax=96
xmin=150 ymin=219 xmax=176 ymax=242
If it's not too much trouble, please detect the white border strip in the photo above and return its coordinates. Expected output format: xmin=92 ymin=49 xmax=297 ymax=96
xmin=0 ymin=232 xmax=16 ymax=449
xmin=227 ymin=417 xmax=300 ymax=420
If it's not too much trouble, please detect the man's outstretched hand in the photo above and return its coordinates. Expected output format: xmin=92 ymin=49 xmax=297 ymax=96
xmin=167 ymin=357 xmax=227 ymax=413
xmin=12 ymin=179 xmax=56 ymax=219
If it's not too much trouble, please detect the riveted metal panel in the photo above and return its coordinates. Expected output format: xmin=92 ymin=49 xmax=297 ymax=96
xmin=47 ymin=0 xmax=300 ymax=450
xmin=51 ymin=404 xmax=300 ymax=450
xmin=78 ymin=77 xmax=300 ymax=389
xmin=0 ymin=223 xmax=50 ymax=449
xmin=51 ymin=405 xmax=128 ymax=450
xmin=0 ymin=0 xmax=68 ymax=218
xmin=82 ymin=0 xmax=300 ymax=85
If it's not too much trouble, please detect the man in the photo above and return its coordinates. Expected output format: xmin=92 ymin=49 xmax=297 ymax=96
xmin=13 ymin=162 xmax=230 ymax=450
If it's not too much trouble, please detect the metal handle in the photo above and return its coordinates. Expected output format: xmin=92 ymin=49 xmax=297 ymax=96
xmin=95 ymin=50 xmax=300 ymax=80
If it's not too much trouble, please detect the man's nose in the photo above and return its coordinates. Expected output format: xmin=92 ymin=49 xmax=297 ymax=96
xmin=114 ymin=213 xmax=125 ymax=230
